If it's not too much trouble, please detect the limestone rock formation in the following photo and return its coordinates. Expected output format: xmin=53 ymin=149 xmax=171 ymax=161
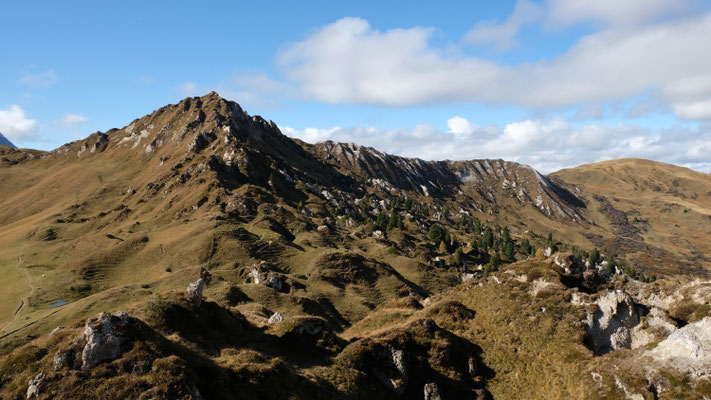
xmin=468 ymin=356 xmax=478 ymax=377
xmin=26 ymin=372 xmax=44 ymax=399
xmin=265 ymin=274 xmax=284 ymax=292
xmin=187 ymin=278 xmax=204 ymax=306
xmin=82 ymin=312 xmax=124 ymax=369
xmin=268 ymin=312 xmax=284 ymax=324
xmin=53 ymin=348 xmax=75 ymax=371
xmin=585 ymin=291 xmax=641 ymax=354
xmin=423 ymin=382 xmax=442 ymax=400
xmin=651 ymin=317 xmax=711 ymax=378
xmin=373 ymin=346 xmax=408 ymax=394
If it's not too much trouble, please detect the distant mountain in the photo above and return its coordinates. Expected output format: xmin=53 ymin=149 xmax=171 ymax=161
xmin=0 ymin=132 xmax=16 ymax=148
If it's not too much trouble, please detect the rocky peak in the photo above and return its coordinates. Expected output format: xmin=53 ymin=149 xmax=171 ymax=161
xmin=0 ymin=132 xmax=16 ymax=148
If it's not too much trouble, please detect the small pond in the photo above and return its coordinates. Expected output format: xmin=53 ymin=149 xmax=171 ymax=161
xmin=50 ymin=301 xmax=69 ymax=307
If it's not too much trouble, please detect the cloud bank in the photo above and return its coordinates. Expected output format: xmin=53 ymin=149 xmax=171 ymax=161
xmin=0 ymin=105 xmax=39 ymax=141
xmin=281 ymin=118 xmax=711 ymax=174
xmin=278 ymin=12 xmax=711 ymax=119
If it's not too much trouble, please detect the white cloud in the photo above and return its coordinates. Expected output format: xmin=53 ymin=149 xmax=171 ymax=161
xmin=217 ymin=71 xmax=294 ymax=108
xmin=176 ymin=82 xmax=199 ymax=97
xmin=572 ymin=104 xmax=604 ymax=121
xmin=0 ymin=105 xmax=39 ymax=141
xmin=278 ymin=15 xmax=711 ymax=120
xmin=281 ymin=125 xmax=343 ymax=143
xmin=464 ymin=0 xmax=542 ymax=49
xmin=447 ymin=116 xmax=478 ymax=136
xmin=280 ymin=117 xmax=711 ymax=174
xmin=672 ymin=99 xmax=711 ymax=120
xmin=464 ymin=0 xmax=694 ymax=50
xmin=61 ymin=113 xmax=89 ymax=128
xmin=18 ymin=69 xmax=58 ymax=88
xmin=544 ymin=0 xmax=693 ymax=28
xmin=625 ymin=98 xmax=666 ymax=118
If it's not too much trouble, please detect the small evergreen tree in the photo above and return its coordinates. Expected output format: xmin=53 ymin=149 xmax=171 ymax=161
xmin=546 ymin=233 xmax=559 ymax=253
xmin=453 ymin=247 xmax=463 ymax=266
xmin=386 ymin=212 xmax=398 ymax=230
xmin=484 ymin=227 xmax=494 ymax=248
xmin=359 ymin=196 xmax=369 ymax=215
xmin=491 ymin=252 xmax=501 ymax=268
xmin=504 ymin=241 xmax=515 ymax=260
xmin=439 ymin=241 xmax=448 ymax=253
xmin=519 ymin=238 xmax=532 ymax=255
xmin=589 ymin=248 xmax=600 ymax=266
xmin=375 ymin=213 xmax=388 ymax=231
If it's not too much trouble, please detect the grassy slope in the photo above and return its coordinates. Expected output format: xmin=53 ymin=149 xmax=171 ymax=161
xmin=552 ymin=158 xmax=711 ymax=276
xmin=2 ymin=116 xmax=711 ymax=400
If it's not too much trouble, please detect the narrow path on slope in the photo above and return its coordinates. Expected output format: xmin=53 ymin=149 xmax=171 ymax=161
xmin=0 ymin=246 xmax=35 ymax=334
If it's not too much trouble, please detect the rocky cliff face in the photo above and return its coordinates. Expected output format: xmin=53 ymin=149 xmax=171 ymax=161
xmin=311 ymin=141 xmax=585 ymax=220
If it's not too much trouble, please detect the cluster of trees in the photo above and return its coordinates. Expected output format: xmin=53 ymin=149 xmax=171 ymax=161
xmin=572 ymin=247 xmax=658 ymax=282
xmin=357 ymin=192 xmax=660 ymax=283
xmin=428 ymin=221 xmax=525 ymax=273
xmin=470 ymin=226 xmax=519 ymax=261
xmin=359 ymin=194 xmax=407 ymax=232
xmin=374 ymin=211 xmax=404 ymax=231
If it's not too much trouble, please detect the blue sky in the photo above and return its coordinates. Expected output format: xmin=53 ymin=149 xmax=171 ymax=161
xmin=2 ymin=0 xmax=711 ymax=172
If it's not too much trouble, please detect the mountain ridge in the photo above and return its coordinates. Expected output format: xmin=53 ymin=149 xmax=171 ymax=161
xmin=2 ymin=92 xmax=709 ymax=277
xmin=2 ymin=92 xmax=711 ymax=399
xmin=0 ymin=132 xmax=16 ymax=149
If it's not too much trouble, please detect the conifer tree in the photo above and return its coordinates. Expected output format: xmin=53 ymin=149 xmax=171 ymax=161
xmin=387 ymin=212 xmax=398 ymax=230
xmin=439 ymin=240 xmax=448 ymax=253
xmin=504 ymin=241 xmax=515 ymax=260
xmin=453 ymin=247 xmax=463 ymax=266
xmin=484 ymin=227 xmax=494 ymax=248
xmin=428 ymin=224 xmax=448 ymax=244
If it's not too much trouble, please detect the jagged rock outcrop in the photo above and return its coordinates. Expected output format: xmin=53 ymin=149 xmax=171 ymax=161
xmin=186 ymin=278 xmax=204 ymax=306
xmin=372 ymin=346 xmax=408 ymax=394
xmin=311 ymin=141 xmax=585 ymax=220
xmin=53 ymin=348 xmax=74 ymax=371
xmin=468 ymin=356 xmax=478 ymax=377
xmin=247 ymin=265 xmax=288 ymax=293
xmin=583 ymin=289 xmax=680 ymax=355
xmin=265 ymin=275 xmax=284 ymax=292
xmin=268 ymin=312 xmax=284 ymax=324
xmin=423 ymin=382 xmax=442 ymax=400
xmin=629 ymin=307 xmax=677 ymax=349
xmin=585 ymin=291 xmax=641 ymax=354
xmin=651 ymin=317 xmax=711 ymax=378
xmin=26 ymin=372 xmax=44 ymax=399
xmin=53 ymin=312 xmax=134 ymax=371
xmin=81 ymin=312 xmax=126 ymax=369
